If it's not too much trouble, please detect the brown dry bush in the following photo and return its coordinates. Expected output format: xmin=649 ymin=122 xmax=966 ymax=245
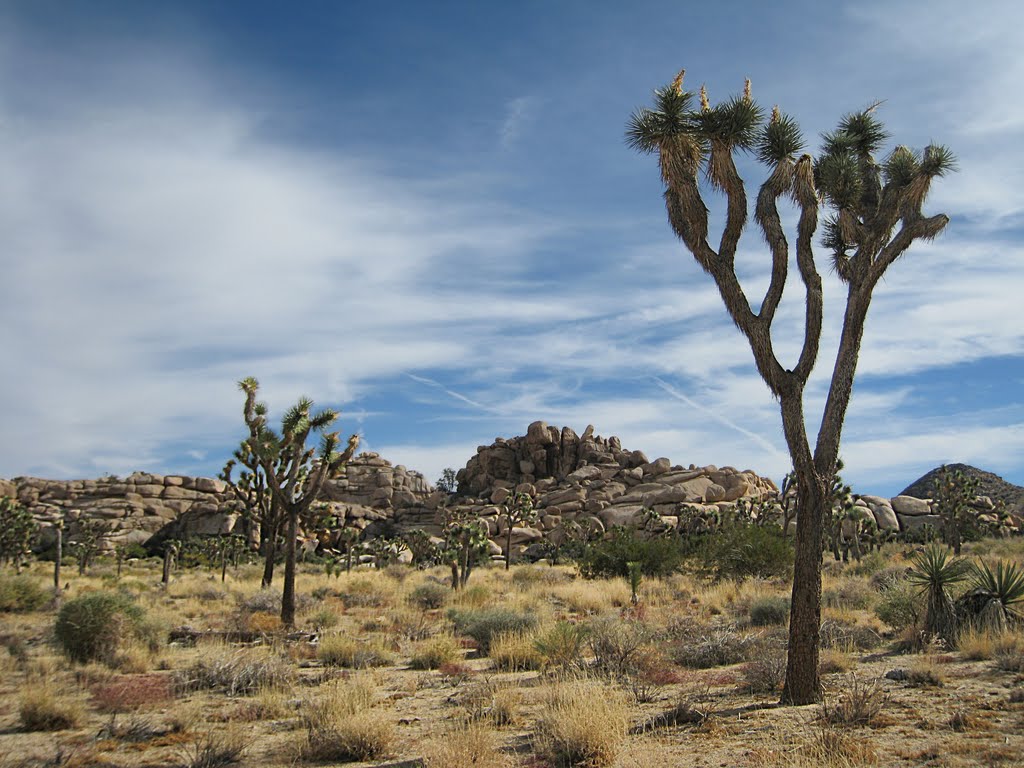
xmin=175 ymin=647 xmax=294 ymax=696
xmin=299 ymin=676 xmax=394 ymax=763
xmin=19 ymin=685 xmax=85 ymax=731
xmin=90 ymin=672 xmax=176 ymax=712
xmin=316 ymin=634 xmax=394 ymax=668
xmin=422 ymin=721 xmax=514 ymax=768
xmin=180 ymin=729 xmax=246 ymax=768
xmin=534 ymin=679 xmax=630 ymax=767
xmin=409 ymin=633 xmax=461 ymax=670
xmin=821 ymin=673 xmax=888 ymax=727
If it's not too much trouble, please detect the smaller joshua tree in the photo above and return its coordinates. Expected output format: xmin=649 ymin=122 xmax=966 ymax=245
xmin=501 ymin=491 xmax=537 ymax=570
xmin=69 ymin=519 xmax=113 ymax=576
xmin=0 ymin=497 xmax=38 ymax=573
xmin=442 ymin=506 xmax=490 ymax=590
xmin=221 ymin=441 xmax=284 ymax=587
xmin=932 ymin=465 xmax=981 ymax=555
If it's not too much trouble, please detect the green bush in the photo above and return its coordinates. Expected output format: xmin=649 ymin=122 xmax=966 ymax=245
xmin=0 ymin=574 xmax=49 ymax=612
xmin=748 ymin=596 xmax=790 ymax=626
xmin=54 ymin=591 xmax=155 ymax=664
xmin=873 ymin=580 xmax=920 ymax=632
xmin=578 ymin=528 xmax=685 ymax=580
xmin=448 ymin=607 xmax=537 ymax=654
xmin=409 ymin=581 xmax=449 ymax=610
xmin=693 ymin=523 xmax=793 ymax=580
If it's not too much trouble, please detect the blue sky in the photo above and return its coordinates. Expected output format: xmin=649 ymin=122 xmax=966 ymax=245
xmin=1 ymin=1 xmax=1021 ymax=497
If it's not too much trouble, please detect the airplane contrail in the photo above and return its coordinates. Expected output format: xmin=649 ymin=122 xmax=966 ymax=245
xmin=652 ymin=376 xmax=786 ymax=460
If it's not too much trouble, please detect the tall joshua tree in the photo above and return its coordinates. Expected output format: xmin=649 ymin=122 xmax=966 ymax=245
xmin=239 ymin=377 xmax=359 ymax=627
xmin=628 ymin=71 xmax=954 ymax=704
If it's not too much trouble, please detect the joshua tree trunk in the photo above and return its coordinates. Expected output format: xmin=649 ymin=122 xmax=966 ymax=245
xmin=281 ymin=509 xmax=299 ymax=627
xmin=261 ymin=531 xmax=277 ymax=588
xmin=53 ymin=523 xmax=63 ymax=601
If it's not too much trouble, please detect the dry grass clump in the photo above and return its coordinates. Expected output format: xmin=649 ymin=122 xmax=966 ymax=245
xmin=422 ymin=721 xmax=514 ymax=767
xmin=668 ymin=621 xmax=758 ymax=669
xmin=992 ymin=628 xmax=1024 ymax=671
xmin=317 ymin=633 xmax=394 ymax=668
xmin=821 ymin=673 xmax=887 ymax=727
xmin=534 ymin=679 xmax=630 ymax=767
xmin=19 ymin=684 xmax=86 ymax=731
xmin=818 ymin=646 xmax=854 ymax=675
xmin=533 ymin=620 xmax=589 ymax=672
xmin=458 ymin=678 xmax=523 ymax=726
xmin=906 ymin=656 xmax=945 ymax=687
xmin=408 ymin=580 xmax=450 ymax=610
xmin=181 ymin=729 xmax=246 ymax=768
xmin=740 ymin=650 xmax=788 ymax=694
xmin=490 ymin=629 xmax=544 ymax=671
xmin=338 ymin=576 xmax=394 ymax=609
xmin=549 ymin=579 xmax=630 ymax=615
xmin=753 ymin=724 xmax=879 ymax=767
xmin=823 ymin=576 xmax=876 ymax=611
xmin=299 ymin=675 xmax=394 ymax=763
xmin=410 ymin=633 xmax=462 ymax=669
xmin=175 ymin=646 xmax=293 ymax=696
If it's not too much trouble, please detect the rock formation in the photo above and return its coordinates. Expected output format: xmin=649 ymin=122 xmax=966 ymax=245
xmin=2 ymin=427 xmax=1019 ymax=557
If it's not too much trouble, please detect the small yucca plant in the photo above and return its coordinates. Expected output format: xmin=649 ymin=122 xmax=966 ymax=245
xmin=907 ymin=543 xmax=969 ymax=643
xmin=963 ymin=560 xmax=1024 ymax=631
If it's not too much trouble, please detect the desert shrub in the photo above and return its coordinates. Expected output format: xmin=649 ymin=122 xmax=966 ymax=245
xmin=317 ymin=634 xmax=394 ymax=668
xmin=176 ymin=648 xmax=294 ymax=696
xmin=90 ymin=673 xmax=176 ymax=712
xmin=534 ymin=621 xmax=588 ymax=671
xmin=869 ymin=565 xmax=909 ymax=591
xmin=448 ymin=607 xmax=537 ymax=654
xmin=0 ymin=574 xmax=49 ymax=612
xmin=410 ymin=634 xmax=461 ymax=670
xmin=578 ymin=527 xmax=684 ymax=579
xmin=693 ymin=523 xmax=793 ymax=580
xmin=749 ymin=596 xmax=790 ymax=626
xmin=819 ymin=646 xmax=853 ymax=674
xmin=821 ymin=673 xmax=887 ymax=727
xmin=534 ymin=679 xmax=630 ymax=768
xmin=490 ymin=630 xmax=543 ymax=672
xmin=409 ymin=581 xmax=449 ymax=610
xmin=458 ymin=679 xmax=522 ymax=726
xmin=422 ymin=722 xmax=513 ymax=768
xmin=819 ymin=618 xmax=882 ymax=651
xmin=669 ymin=623 xmax=758 ymax=668
xmin=19 ymin=685 xmax=84 ymax=731
xmin=823 ymin=577 xmax=875 ymax=610
xmin=847 ymin=549 xmax=889 ymax=577
xmin=587 ymin=616 xmax=653 ymax=679
xmin=239 ymin=588 xmax=280 ymax=614
xmin=741 ymin=650 xmax=788 ymax=694
xmin=339 ymin=576 xmax=391 ymax=609
xmin=873 ymin=580 xmax=920 ymax=632
xmin=182 ymin=730 xmax=246 ymax=768
xmin=300 ymin=677 xmax=394 ymax=762
xmin=54 ymin=591 xmax=157 ymax=665
xmin=906 ymin=656 xmax=945 ymax=687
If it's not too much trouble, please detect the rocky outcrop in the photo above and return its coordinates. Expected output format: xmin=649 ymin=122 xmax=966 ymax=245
xmin=5 ymin=433 xmax=1019 ymax=557
xmin=448 ymin=421 xmax=780 ymax=560
xmin=900 ymin=464 xmax=1024 ymax=518
xmin=4 ymin=454 xmax=436 ymax=551
xmin=10 ymin=472 xmax=236 ymax=551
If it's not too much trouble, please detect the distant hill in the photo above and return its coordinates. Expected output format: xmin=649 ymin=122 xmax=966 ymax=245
xmin=899 ymin=463 xmax=1024 ymax=514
